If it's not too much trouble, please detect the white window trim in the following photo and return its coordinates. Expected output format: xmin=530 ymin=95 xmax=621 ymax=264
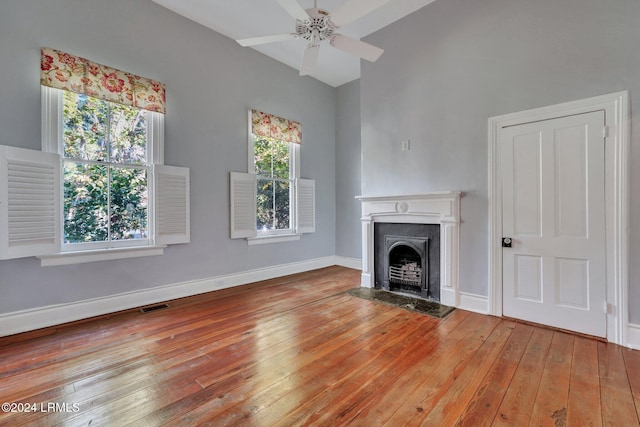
xmin=247 ymin=113 xmax=301 ymax=241
xmin=247 ymin=234 xmax=302 ymax=245
xmin=40 ymin=86 xmax=166 ymax=263
xmin=38 ymin=245 xmax=166 ymax=266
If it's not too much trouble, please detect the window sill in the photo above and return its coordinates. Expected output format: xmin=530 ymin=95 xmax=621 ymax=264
xmin=247 ymin=234 xmax=302 ymax=245
xmin=37 ymin=245 xmax=166 ymax=267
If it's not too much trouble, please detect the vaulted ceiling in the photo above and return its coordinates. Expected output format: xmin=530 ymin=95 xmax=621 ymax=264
xmin=152 ymin=0 xmax=438 ymax=87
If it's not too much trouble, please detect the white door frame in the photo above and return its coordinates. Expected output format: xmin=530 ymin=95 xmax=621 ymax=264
xmin=488 ymin=91 xmax=629 ymax=346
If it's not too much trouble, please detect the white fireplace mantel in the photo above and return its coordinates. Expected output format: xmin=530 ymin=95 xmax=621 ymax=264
xmin=356 ymin=192 xmax=461 ymax=307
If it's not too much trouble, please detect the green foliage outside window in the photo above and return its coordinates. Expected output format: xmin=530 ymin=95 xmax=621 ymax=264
xmin=63 ymin=91 xmax=148 ymax=244
xmin=254 ymin=137 xmax=291 ymax=231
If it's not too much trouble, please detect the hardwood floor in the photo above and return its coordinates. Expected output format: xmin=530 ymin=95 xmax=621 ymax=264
xmin=0 ymin=266 xmax=638 ymax=426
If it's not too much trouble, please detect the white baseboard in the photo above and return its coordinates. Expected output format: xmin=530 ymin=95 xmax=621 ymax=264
xmin=0 ymin=256 xmax=338 ymax=337
xmin=458 ymin=291 xmax=490 ymax=314
xmin=10 ymin=256 xmax=630 ymax=348
xmin=334 ymin=256 xmax=362 ymax=270
xmin=627 ymin=323 xmax=640 ymax=350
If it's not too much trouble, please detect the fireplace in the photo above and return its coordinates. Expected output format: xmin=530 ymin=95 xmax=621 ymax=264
xmin=357 ymin=192 xmax=461 ymax=307
xmin=375 ymin=223 xmax=440 ymax=300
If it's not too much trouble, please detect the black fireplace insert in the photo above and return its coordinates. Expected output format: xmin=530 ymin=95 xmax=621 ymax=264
xmin=374 ymin=223 xmax=440 ymax=301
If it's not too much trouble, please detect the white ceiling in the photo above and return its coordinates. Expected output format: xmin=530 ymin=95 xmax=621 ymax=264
xmin=152 ymin=0 xmax=438 ymax=87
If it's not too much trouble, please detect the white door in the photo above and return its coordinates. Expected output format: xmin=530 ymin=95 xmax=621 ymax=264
xmin=501 ymin=111 xmax=606 ymax=337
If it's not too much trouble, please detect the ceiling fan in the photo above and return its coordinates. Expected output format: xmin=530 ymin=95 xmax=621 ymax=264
xmin=236 ymin=0 xmax=390 ymax=76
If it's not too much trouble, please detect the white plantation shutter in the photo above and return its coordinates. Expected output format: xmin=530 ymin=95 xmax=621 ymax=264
xmin=230 ymin=172 xmax=256 ymax=239
xmin=296 ymin=178 xmax=315 ymax=234
xmin=0 ymin=145 xmax=61 ymax=259
xmin=155 ymin=165 xmax=190 ymax=245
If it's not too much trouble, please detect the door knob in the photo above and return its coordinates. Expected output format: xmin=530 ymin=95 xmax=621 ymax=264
xmin=502 ymin=237 xmax=512 ymax=248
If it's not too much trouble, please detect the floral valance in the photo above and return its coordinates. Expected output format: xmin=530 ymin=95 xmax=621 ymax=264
xmin=40 ymin=47 xmax=166 ymax=114
xmin=251 ymin=109 xmax=302 ymax=144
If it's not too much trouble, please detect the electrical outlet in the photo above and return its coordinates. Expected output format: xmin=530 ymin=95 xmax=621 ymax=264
xmin=401 ymin=140 xmax=410 ymax=151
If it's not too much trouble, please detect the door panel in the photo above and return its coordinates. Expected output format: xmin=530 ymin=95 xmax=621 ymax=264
xmin=555 ymin=257 xmax=589 ymax=309
xmin=514 ymin=254 xmax=542 ymax=302
xmin=555 ymin=126 xmax=588 ymax=238
xmin=513 ymin=133 xmax=542 ymax=236
xmin=501 ymin=111 xmax=606 ymax=337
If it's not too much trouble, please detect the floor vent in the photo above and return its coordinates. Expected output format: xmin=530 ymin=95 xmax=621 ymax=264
xmin=140 ymin=304 xmax=170 ymax=313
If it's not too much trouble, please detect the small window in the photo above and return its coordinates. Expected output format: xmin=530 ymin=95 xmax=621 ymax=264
xmin=249 ymin=109 xmax=301 ymax=237
xmin=230 ymin=110 xmax=313 ymax=242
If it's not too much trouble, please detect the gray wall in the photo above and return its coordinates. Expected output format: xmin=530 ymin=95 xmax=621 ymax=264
xmin=0 ymin=0 xmax=336 ymax=314
xmin=335 ymin=79 xmax=362 ymax=259
xmin=361 ymin=0 xmax=639 ymax=322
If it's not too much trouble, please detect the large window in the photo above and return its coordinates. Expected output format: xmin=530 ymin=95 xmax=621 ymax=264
xmin=62 ymin=91 xmax=150 ymax=248
xmin=253 ymin=136 xmax=295 ymax=235
xmin=0 ymin=47 xmax=189 ymax=263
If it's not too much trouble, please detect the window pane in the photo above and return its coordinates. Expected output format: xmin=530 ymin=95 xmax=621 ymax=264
xmin=273 ymin=180 xmax=291 ymax=230
xmin=110 ymin=103 xmax=147 ymax=164
xmin=110 ymin=167 xmax=148 ymax=240
xmin=272 ymin=140 xmax=290 ymax=179
xmin=63 ymin=92 xmax=108 ymax=161
xmin=254 ymin=138 xmax=290 ymax=179
xmin=64 ymin=163 xmax=108 ymax=243
xmin=256 ymin=179 xmax=274 ymax=231
xmin=254 ymin=138 xmax=272 ymax=176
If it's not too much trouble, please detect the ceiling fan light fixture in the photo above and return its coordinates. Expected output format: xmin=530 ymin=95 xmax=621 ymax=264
xmin=295 ymin=9 xmax=335 ymax=43
xmin=236 ymin=0 xmax=389 ymax=76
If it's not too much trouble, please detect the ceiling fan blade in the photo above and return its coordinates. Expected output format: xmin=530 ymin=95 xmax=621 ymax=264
xmin=275 ymin=0 xmax=309 ymax=21
xmin=237 ymin=33 xmax=296 ymax=47
xmin=329 ymin=0 xmax=391 ymax=27
xmin=330 ymin=34 xmax=384 ymax=62
xmin=300 ymin=44 xmax=320 ymax=76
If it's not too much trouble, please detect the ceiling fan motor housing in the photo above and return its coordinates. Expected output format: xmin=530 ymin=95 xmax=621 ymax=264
xmin=296 ymin=8 xmax=335 ymax=44
xmin=235 ymin=0 xmax=387 ymax=76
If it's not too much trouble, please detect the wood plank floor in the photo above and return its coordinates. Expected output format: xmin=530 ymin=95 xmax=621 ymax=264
xmin=0 ymin=266 xmax=638 ymax=426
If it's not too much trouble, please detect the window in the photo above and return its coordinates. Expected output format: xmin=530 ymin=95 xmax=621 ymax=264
xmin=251 ymin=109 xmax=301 ymax=237
xmin=253 ymin=135 xmax=297 ymax=236
xmin=0 ymin=47 xmax=190 ymax=263
xmin=229 ymin=110 xmax=314 ymax=242
xmin=62 ymin=91 xmax=150 ymax=249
